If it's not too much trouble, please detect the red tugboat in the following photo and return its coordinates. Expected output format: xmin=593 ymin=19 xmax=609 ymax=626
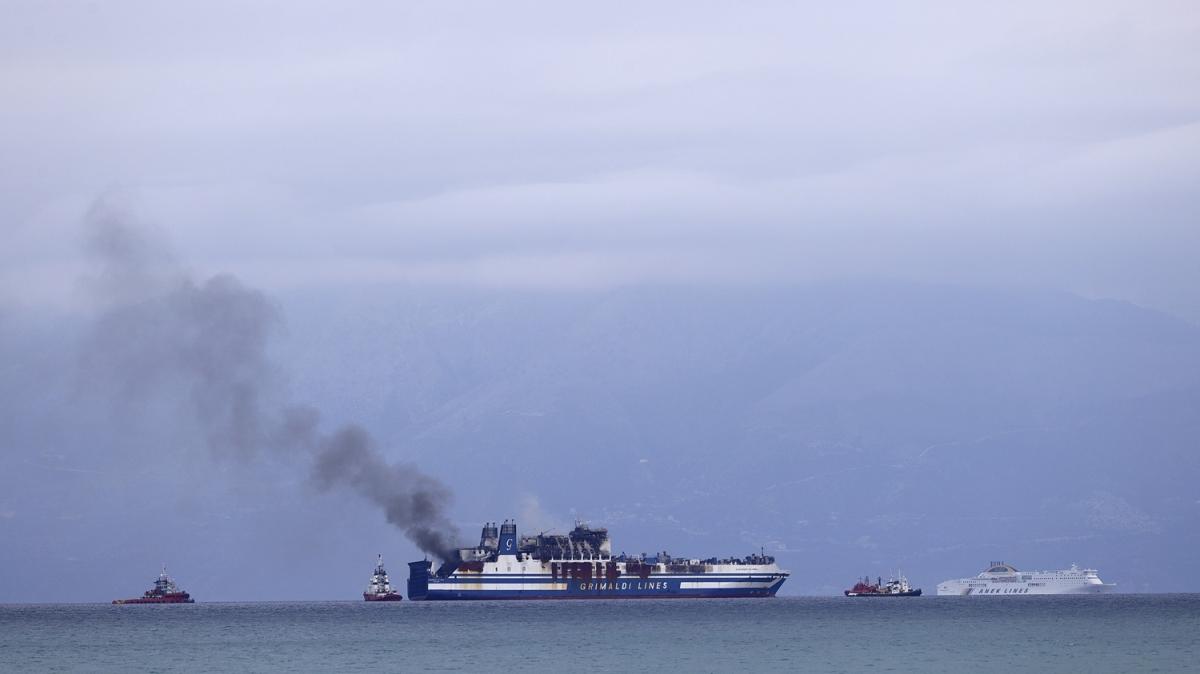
xmin=363 ymin=555 xmax=403 ymax=601
xmin=113 ymin=566 xmax=195 ymax=604
xmin=845 ymin=572 xmax=922 ymax=597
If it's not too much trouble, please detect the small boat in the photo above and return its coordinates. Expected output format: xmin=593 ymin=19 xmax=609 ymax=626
xmin=113 ymin=566 xmax=195 ymax=604
xmin=844 ymin=572 xmax=922 ymax=597
xmin=363 ymin=555 xmax=403 ymax=601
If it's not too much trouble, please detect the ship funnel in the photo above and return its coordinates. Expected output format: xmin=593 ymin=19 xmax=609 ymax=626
xmin=498 ymin=519 xmax=517 ymax=556
xmin=480 ymin=522 xmax=499 ymax=550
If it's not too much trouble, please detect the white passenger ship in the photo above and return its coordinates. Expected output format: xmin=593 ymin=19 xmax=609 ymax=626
xmin=937 ymin=562 xmax=1115 ymax=595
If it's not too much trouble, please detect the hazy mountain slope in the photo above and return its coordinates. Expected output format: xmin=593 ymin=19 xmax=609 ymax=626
xmin=278 ymin=283 xmax=1200 ymax=593
xmin=3 ymin=282 xmax=1196 ymax=600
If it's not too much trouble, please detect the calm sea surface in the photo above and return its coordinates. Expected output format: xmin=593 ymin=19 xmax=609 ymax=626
xmin=1 ymin=595 xmax=1197 ymax=673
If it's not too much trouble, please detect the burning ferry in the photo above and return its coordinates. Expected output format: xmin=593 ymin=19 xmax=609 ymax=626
xmin=407 ymin=520 xmax=788 ymax=600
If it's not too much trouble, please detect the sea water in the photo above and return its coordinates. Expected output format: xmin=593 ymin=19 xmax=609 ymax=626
xmin=1 ymin=595 xmax=1197 ymax=672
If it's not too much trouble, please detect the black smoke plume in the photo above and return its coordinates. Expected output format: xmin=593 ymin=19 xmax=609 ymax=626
xmin=81 ymin=199 xmax=460 ymax=560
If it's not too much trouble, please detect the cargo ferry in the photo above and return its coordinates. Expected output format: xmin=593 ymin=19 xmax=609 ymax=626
xmin=408 ymin=520 xmax=788 ymax=600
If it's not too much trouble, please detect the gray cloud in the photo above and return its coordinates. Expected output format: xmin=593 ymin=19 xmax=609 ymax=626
xmin=1 ymin=1 xmax=1198 ymax=318
xmin=3 ymin=0 xmax=1198 ymax=432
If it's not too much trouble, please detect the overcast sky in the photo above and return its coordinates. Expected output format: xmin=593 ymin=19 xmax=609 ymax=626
xmin=2 ymin=0 xmax=1198 ymax=318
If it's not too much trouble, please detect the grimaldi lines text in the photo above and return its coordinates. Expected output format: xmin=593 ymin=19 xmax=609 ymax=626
xmin=407 ymin=520 xmax=789 ymax=600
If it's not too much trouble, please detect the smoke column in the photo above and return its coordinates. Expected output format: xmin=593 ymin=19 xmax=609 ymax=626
xmin=81 ymin=198 xmax=460 ymax=559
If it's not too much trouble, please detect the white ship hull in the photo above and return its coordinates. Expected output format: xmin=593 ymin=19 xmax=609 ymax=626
xmin=937 ymin=562 xmax=1115 ymax=596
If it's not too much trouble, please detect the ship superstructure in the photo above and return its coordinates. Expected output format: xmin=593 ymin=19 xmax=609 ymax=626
xmin=363 ymin=554 xmax=402 ymax=601
xmin=937 ymin=562 xmax=1115 ymax=596
xmin=408 ymin=520 xmax=789 ymax=600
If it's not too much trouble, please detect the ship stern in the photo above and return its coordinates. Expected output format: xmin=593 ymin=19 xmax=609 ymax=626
xmin=407 ymin=560 xmax=432 ymax=601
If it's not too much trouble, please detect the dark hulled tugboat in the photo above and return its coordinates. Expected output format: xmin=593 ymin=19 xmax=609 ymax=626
xmin=844 ymin=572 xmax=922 ymax=597
xmin=363 ymin=555 xmax=403 ymax=601
xmin=113 ymin=566 xmax=195 ymax=604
